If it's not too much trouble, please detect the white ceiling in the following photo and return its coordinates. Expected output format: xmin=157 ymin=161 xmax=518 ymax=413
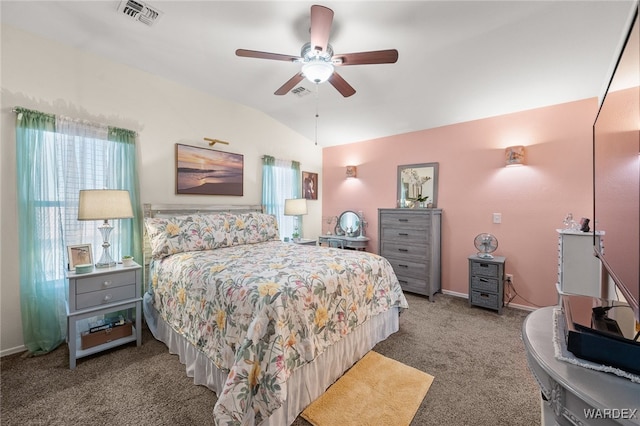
xmin=1 ymin=1 xmax=636 ymax=146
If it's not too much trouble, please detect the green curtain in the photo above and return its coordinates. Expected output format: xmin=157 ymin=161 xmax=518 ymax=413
xmin=108 ymin=127 xmax=143 ymax=271
xmin=262 ymin=155 xmax=277 ymax=215
xmin=262 ymin=156 xmax=302 ymax=240
xmin=16 ymin=108 xmax=67 ymax=354
xmin=15 ymin=108 xmax=141 ymax=355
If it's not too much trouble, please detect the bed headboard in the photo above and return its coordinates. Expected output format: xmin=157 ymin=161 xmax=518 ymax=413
xmin=143 ymin=203 xmax=264 ymax=218
xmin=142 ymin=203 xmax=265 ymax=285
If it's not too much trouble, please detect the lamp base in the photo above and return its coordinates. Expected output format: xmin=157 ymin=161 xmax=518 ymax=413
xmin=95 ymin=220 xmax=116 ymax=268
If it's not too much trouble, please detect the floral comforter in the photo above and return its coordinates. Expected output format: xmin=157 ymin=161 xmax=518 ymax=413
xmin=149 ymin=240 xmax=407 ymax=425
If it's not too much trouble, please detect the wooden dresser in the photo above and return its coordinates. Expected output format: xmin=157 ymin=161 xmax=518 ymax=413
xmin=378 ymin=208 xmax=442 ymax=300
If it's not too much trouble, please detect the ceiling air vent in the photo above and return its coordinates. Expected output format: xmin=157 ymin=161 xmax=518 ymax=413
xmin=291 ymin=87 xmax=312 ymax=98
xmin=117 ymin=0 xmax=162 ymax=26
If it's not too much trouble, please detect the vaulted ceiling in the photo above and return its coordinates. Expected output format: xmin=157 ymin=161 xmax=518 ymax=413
xmin=1 ymin=1 xmax=636 ymax=146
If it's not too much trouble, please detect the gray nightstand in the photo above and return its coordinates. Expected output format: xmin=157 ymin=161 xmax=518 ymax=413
xmin=66 ymin=262 xmax=142 ymax=369
xmin=468 ymin=255 xmax=506 ymax=314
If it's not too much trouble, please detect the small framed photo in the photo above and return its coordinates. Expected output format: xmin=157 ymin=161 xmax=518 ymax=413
xmin=302 ymin=171 xmax=318 ymax=200
xmin=67 ymin=244 xmax=93 ymax=270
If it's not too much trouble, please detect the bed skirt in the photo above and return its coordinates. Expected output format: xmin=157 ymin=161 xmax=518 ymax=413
xmin=143 ymin=292 xmax=400 ymax=425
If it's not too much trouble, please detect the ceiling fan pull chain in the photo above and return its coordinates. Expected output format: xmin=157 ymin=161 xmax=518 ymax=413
xmin=314 ymin=84 xmax=320 ymax=146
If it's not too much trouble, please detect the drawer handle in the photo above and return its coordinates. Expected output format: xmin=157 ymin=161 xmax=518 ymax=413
xmin=398 ymin=248 xmax=408 ymax=252
xmin=398 ymin=280 xmax=408 ymax=284
xmin=103 ymin=280 xmax=113 ymax=287
xmin=479 ymin=278 xmax=489 ymax=283
xmin=398 ymin=233 xmax=409 ymax=236
xmin=398 ymin=219 xmax=408 ymax=222
xmin=398 ymin=264 xmax=409 ymax=268
xmin=479 ymin=293 xmax=489 ymax=298
xmin=103 ymin=294 xmax=112 ymax=302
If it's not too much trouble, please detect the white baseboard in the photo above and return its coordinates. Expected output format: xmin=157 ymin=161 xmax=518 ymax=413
xmin=1 ymin=345 xmax=27 ymax=358
xmin=441 ymin=289 xmax=537 ymax=312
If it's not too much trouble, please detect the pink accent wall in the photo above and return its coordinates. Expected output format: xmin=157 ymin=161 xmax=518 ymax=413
xmin=323 ymin=98 xmax=598 ymax=308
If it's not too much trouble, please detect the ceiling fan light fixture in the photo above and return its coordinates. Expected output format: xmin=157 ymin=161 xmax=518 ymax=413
xmin=302 ymin=60 xmax=334 ymax=84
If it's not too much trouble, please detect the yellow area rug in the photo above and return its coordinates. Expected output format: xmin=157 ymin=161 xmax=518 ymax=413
xmin=301 ymin=351 xmax=434 ymax=426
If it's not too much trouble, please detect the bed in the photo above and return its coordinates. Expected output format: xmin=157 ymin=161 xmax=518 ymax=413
xmin=142 ymin=204 xmax=408 ymax=425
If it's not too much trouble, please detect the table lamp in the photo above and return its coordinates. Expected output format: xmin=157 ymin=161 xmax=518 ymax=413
xmin=284 ymin=198 xmax=307 ymax=241
xmin=78 ymin=189 xmax=134 ymax=268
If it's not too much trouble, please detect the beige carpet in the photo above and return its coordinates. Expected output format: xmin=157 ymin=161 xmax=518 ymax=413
xmin=301 ymin=350 xmax=434 ymax=426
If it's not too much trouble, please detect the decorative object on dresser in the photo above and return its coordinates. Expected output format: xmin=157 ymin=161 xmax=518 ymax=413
xmin=556 ymin=229 xmax=606 ymax=299
xmin=66 ymin=261 xmax=142 ymax=369
xmin=77 ymin=189 xmax=134 ymax=268
xmin=378 ymin=208 xmax=442 ymax=300
xmin=397 ymin=162 xmax=439 ymax=209
xmin=175 ymin=143 xmax=244 ymax=196
xmin=468 ymin=255 xmax=506 ymax=314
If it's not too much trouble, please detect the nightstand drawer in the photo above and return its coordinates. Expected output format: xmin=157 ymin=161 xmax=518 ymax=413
xmin=76 ymin=284 xmax=136 ymax=310
xmin=471 ymin=290 xmax=499 ymax=310
xmin=75 ymin=271 xmax=136 ymax=294
xmin=471 ymin=276 xmax=499 ymax=293
xmin=471 ymin=261 xmax=499 ymax=278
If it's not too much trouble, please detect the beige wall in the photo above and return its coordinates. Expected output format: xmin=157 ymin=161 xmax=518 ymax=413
xmin=323 ymin=98 xmax=597 ymax=309
xmin=0 ymin=26 xmax=323 ymax=355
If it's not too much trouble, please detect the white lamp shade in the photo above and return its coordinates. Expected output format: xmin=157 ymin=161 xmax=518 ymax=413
xmin=284 ymin=198 xmax=308 ymax=216
xmin=78 ymin=190 xmax=134 ymax=220
xmin=302 ymin=60 xmax=334 ymax=84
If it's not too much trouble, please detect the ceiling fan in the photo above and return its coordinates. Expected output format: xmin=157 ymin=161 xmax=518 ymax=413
xmin=235 ymin=4 xmax=399 ymax=97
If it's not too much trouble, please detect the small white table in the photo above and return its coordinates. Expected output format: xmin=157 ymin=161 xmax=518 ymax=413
xmin=522 ymin=307 xmax=640 ymax=425
xmin=66 ymin=262 xmax=142 ymax=369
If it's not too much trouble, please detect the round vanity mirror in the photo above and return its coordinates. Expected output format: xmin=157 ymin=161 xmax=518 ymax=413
xmin=338 ymin=211 xmax=360 ymax=237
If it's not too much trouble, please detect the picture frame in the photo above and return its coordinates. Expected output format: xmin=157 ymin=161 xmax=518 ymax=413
xmin=175 ymin=143 xmax=244 ymax=196
xmin=397 ymin=162 xmax=439 ymax=208
xmin=67 ymin=244 xmax=93 ymax=270
xmin=302 ymin=171 xmax=318 ymax=200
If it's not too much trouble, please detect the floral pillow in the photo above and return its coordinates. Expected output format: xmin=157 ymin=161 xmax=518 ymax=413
xmin=145 ymin=212 xmax=280 ymax=259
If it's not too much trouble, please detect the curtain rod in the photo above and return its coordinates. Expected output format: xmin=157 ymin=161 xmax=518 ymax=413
xmin=12 ymin=106 xmax=138 ymax=136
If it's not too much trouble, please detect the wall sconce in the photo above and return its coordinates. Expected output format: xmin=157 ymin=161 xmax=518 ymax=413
xmin=505 ymin=145 xmax=526 ymax=166
xmin=346 ymin=165 xmax=357 ymax=178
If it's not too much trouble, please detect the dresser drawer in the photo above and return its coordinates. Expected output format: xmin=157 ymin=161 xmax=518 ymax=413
xmin=387 ymin=258 xmax=428 ymax=280
xmin=471 ymin=261 xmax=500 ymax=279
xmin=382 ymin=242 xmax=428 ymax=263
xmin=75 ymin=271 xmax=137 ymax=295
xmin=76 ymin=284 xmax=137 ymax=310
xmin=395 ymin=275 xmax=429 ymax=296
xmin=471 ymin=276 xmax=499 ymax=293
xmin=380 ymin=212 xmax=431 ymax=230
xmin=380 ymin=227 xmax=429 ymax=245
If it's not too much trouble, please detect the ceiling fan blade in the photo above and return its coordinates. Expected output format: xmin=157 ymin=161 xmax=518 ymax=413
xmin=310 ymin=5 xmax=334 ymax=52
xmin=236 ymin=49 xmax=300 ymax=62
xmin=274 ymin=72 xmax=305 ymax=95
xmin=328 ymin=72 xmax=356 ymax=97
xmin=333 ymin=49 xmax=399 ymax=66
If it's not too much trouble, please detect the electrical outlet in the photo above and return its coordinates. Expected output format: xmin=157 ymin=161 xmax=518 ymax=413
xmin=505 ymin=273 xmax=513 ymax=283
xmin=492 ymin=213 xmax=502 ymax=224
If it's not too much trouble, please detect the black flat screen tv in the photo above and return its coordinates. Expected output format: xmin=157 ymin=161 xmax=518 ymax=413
xmin=593 ymin=5 xmax=640 ymax=323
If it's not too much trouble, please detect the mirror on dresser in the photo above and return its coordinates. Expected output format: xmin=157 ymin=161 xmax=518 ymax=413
xmin=397 ymin=163 xmax=439 ymax=208
xmin=336 ymin=210 xmax=361 ymax=237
